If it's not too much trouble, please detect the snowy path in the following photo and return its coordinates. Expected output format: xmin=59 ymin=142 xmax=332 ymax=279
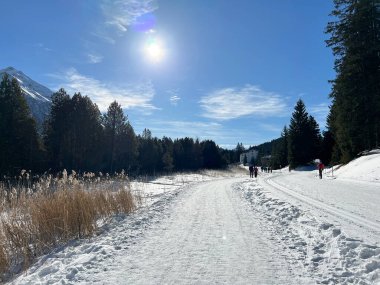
xmin=85 ymin=178 xmax=309 ymax=284
xmin=260 ymin=171 xmax=380 ymax=244
xmin=11 ymin=171 xmax=380 ymax=284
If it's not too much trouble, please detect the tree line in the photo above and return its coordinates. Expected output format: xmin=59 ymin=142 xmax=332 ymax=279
xmin=325 ymin=0 xmax=380 ymax=163
xmin=267 ymin=99 xmax=329 ymax=170
xmin=267 ymin=0 xmax=379 ymax=169
xmin=0 ymin=75 xmax=238 ymax=177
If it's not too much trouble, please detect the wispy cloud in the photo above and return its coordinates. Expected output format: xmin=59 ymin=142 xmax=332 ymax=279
xmin=259 ymin=123 xmax=282 ymax=133
xmin=87 ymin=53 xmax=103 ymax=64
xmin=170 ymin=95 xmax=181 ymax=105
xmin=134 ymin=120 xmax=222 ymax=139
xmin=101 ymin=0 xmax=158 ymax=34
xmin=52 ymin=68 xmax=158 ymax=113
xmin=310 ymin=103 xmax=330 ymax=116
xmin=133 ymin=119 xmax=264 ymax=147
xmin=310 ymin=103 xmax=330 ymax=129
xmin=199 ymin=85 xmax=287 ymax=120
xmin=32 ymin=43 xmax=52 ymax=52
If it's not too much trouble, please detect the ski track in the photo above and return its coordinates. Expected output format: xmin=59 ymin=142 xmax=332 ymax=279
xmin=264 ymin=175 xmax=380 ymax=234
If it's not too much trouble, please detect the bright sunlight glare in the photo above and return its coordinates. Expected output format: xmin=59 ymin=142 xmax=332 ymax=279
xmin=144 ymin=37 xmax=165 ymax=63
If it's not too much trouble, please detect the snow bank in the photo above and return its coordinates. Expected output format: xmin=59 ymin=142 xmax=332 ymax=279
xmin=235 ymin=180 xmax=380 ymax=284
xmin=331 ymin=151 xmax=380 ymax=183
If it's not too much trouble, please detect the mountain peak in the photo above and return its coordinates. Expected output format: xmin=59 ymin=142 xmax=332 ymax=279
xmin=0 ymin=67 xmax=53 ymax=129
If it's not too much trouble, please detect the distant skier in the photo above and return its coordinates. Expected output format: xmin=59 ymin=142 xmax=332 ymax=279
xmin=249 ymin=165 xmax=254 ymax=178
xmin=254 ymin=166 xmax=258 ymax=178
xmin=318 ymin=162 xmax=325 ymax=179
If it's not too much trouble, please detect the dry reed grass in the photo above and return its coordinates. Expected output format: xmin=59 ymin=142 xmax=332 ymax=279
xmin=0 ymin=170 xmax=138 ymax=281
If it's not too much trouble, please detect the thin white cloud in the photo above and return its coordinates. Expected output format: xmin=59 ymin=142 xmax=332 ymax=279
xmin=87 ymin=53 xmax=104 ymax=64
xmin=32 ymin=43 xmax=52 ymax=52
xmin=134 ymin=120 xmax=225 ymax=140
xmin=101 ymin=0 xmax=158 ymax=34
xmin=53 ymin=68 xmax=159 ymax=113
xmin=310 ymin=103 xmax=330 ymax=116
xmin=259 ymin=123 xmax=282 ymax=133
xmin=133 ymin=119 xmax=265 ymax=147
xmin=199 ymin=84 xmax=287 ymax=120
xmin=166 ymin=89 xmax=181 ymax=105
xmin=170 ymin=95 xmax=181 ymax=105
xmin=310 ymin=103 xmax=330 ymax=129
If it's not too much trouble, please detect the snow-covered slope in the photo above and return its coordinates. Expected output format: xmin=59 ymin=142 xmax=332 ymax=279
xmin=0 ymin=66 xmax=53 ymax=128
xmin=331 ymin=149 xmax=380 ymax=183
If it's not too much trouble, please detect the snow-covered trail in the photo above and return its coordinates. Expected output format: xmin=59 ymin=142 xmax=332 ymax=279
xmin=83 ymin=178 xmax=310 ymax=284
xmin=260 ymin=171 xmax=380 ymax=245
xmin=10 ymin=169 xmax=380 ymax=284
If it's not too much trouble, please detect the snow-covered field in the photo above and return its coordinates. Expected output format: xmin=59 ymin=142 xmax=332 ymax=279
xmin=9 ymin=154 xmax=380 ymax=284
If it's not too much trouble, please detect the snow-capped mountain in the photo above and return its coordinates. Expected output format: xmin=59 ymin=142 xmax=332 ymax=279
xmin=0 ymin=66 xmax=53 ymax=128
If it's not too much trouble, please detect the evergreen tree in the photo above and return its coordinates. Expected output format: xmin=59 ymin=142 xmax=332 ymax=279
xmin=307 ymin=115 xmax=322 ymax=160
xmin=288 ymin=99 xmax=321 ymax=168
xmin=119 ymin=122 xmax=138 ymax=172
xmin=0 ymin=75 xmax=43 ymax=175
xmin=103 ymin=101 xmax=125 ymax=172
xmin=161 ymin=137 xmax=174 ymax=172
xmin=201 ymin=140 xmax=225 ymax=169
xmin=137 ymin=129 xmax=161 ymax=174
xmin=279 ymin=126 xmax=289 ymax=167
xmin=43 ymin=88 xmax=71 ymax=170
xmin=288 ymin=100 xmax=310 ymax=168
xmin=326 ymin=0 xmax=380 ymax=162
xmin=103 ymin=101 xmax=138 ymax=173
xmin=235 ymin=142 xmax=245 ymax=162
xmin=44 ymin=90 xmax=103 ymax=171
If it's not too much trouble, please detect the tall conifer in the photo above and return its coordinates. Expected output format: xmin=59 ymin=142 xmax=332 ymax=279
xmin=326 ymin=0 xmax=380 ymax=162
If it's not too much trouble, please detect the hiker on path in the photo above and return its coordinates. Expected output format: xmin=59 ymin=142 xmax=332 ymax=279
xmin=254 ymin=166 xmax=258 ymax=178
xmin=318 ymin=162 xmax=325 ymax=179
xmin=249 ymin=165 xmax=254 ymax=178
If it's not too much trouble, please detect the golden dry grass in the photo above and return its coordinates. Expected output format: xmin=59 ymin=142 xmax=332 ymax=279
xmin=0 ymin=171 xmax=137 ymax=281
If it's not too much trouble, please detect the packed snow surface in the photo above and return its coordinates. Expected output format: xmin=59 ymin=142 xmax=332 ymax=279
xmin=10 ymin=154 xmax=380 ymax=284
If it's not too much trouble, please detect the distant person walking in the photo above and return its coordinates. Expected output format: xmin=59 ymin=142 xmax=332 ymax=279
xmin=249 ymin=165 xmax=254 ymax=178
xmin=318 ymin=162 xmax=325 ymax=179
xmin=254 ymin=166 xmax=258 ymax=178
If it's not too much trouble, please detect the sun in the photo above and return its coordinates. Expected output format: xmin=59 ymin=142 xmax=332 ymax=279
xmin=144 ymin=37 xmax=165 ymax=63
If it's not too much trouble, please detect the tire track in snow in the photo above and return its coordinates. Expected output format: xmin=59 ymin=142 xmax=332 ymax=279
xmin=263 ymin=176 xmax=380 ymax=234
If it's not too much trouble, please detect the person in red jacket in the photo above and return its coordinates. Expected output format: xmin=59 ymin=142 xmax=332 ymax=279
xmin=318 ymin=162 xmax=325 ymax=179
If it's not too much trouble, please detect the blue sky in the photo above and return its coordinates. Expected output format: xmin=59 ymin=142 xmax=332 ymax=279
xmin=1 ymin=0 xmax=335 ymax=149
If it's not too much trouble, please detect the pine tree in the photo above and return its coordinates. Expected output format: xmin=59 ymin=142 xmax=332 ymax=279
xmin=235 ymin=142 xmax=245 ymax=163
xmin=288 ymin=100 xmax=321 ymax=168
xmin=288 ymin=100 xmax=310 ymax=168
xmin=326 ymin=0 xmax=380 ymax=162
xmin=280 ymin=126 xmax=289 ymax=167
xmin=118 ymin=122 xmax=138 ymax=172
xmin=44 ymin=90 xmax=103 ymax=171
xmin=201 ymin=140 xmax=224 ymax=169
xmin=307 ymin=115 xmax=322 ymax=160
xmin=43 ymin=88 xmax=71 ymax=170
xmin=0 ymin=75 xmax=42 ymax=175
xmin=161 ymin=137 xmax=174 ymax=172
xmin=138 ymin=129 xmax=161 ymax=174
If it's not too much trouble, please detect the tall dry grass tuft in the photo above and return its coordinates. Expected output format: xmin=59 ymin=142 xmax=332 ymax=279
xmin=0 ymin=170 xmax=137 ymax=281
xmin=0 ymin=244 xmax=8 ymax=276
